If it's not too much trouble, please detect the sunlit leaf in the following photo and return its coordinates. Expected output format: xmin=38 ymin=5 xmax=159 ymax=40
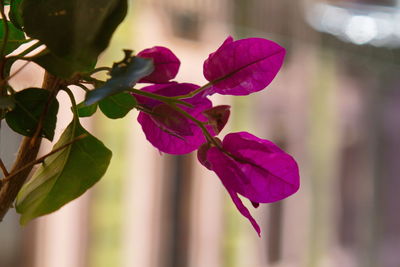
xmin=16 ymin=118 xmax=112 ymax=225
xmin=9 ymin=0 xmax=23 ymax=30
xmin=76 ymin=101 xmax=97 ymax=117
xmin=0 ymin=19 xmax=26 ymax=55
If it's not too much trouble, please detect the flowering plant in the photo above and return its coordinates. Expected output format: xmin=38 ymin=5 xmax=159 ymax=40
xmin=130 ymin=37 xmax=300 ymax=235
xmin=0 ymin=0 xmax=299 ymax=236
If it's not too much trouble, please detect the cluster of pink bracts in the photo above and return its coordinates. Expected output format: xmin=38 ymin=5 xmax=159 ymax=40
xmin=132 ymin=36 xmax=300 ymax=236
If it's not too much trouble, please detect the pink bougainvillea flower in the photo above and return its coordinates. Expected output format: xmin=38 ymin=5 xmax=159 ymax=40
xmin=203 ymin=36 xmax=285 ymax=96
xmin=137 ymin=46 xmax=180 ymax=83
xmin=198 ymin=132 xmax=300 ymax=236
xmin=134 ymin=82 xmax=214 ymax=154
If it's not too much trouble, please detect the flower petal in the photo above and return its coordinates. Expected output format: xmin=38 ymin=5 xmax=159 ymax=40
xmin=136 ymin=83 xmax=213 ymax=154
xmin=203 ymin=37 xmax=285 ymax=96
xmin=222 ymin=132 xmax=300 ymax=202
xmin=138 ymin=112 xmax=206 ymax=154
xmin=227 ymin=189 xmax=261 ymax=236
xmin=137 ymin=46 xmax=180 ymax=83
xmin=151 ymin=104 xmax=194 ymax=137
xmin=206 ymin=133 xmax=300 ymax=203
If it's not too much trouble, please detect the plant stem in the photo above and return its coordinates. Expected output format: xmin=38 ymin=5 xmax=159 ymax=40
xmin=168 ymin=103 xmax=221 ymax=148
xmin=74 ymin=83 xmax=90 ymax=92
xmin=0 ymin=157 xmax=9 ymax=177
xmin=0 ymin=72 xmax=63 ymax=221
xmin=86 ymin=66 xmax=112 ymax=76
xmin=129 ymin=88 xmax=193 ymax=108
xmin=4 ymin=61 xmax=30 ymax=84
xmin=171 ymin=81 xmax=212 ymax=100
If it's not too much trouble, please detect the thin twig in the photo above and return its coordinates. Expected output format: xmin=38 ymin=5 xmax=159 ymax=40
xmin=5 ymin=61 xmax=31 ymax=82
xmin=129 ymin=88 xmax=193 ymax=108
xmin=169 ymin=103 xmax=221 ymax=148
xmin=86 ymin=66 xmax=112 ymax=76
xmin=171 ymin=81 xmax=212 ymax=100
xmin=73 ymin=83 xmax=90 ymax=92
xmin=0 ymin=158 xmax=9 ymax=177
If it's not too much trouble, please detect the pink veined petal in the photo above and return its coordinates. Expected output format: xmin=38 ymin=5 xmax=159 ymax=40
xmin=206 ymin=147 xmax=250 ymax=190
xmin=206 ymin=147 xmax=261 ymax=235
xmin=203 ymin=132 xmax=300 ymax=235
xmin=206 ymin=36 xmax=234 ymax=60
xmin=222 ymin=132 xmax=300 ymax=201
xmin=137 ymin=46 xmax=180 ymax=83
xmin=206 ymin=133 xmax=300 ymax=203
xmin=197 ymin=142 xmax=213 ymax=170
xmin=150 ymin=104 xmax=194 ymax=137
xmin=138 ymin=112 xmax=207 ymax=154
xmin=227 ymin=189 xmax=261 ymax=236
xmin=203 ymin=37 xmax=285 ymax=96
xmin=135 ymin=83 xmax=213 ymax=154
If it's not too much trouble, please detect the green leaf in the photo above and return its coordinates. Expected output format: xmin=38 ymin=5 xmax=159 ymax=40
xmin=99 ymin=92 xmax=137 ymax=119
xmin=5 ymin=88 xmax=59 ymax=140
xmin=9 ymin=0 xmax=24 ymax=30
xmin=0 ymin=19 xmax=26 ymax=55
xmin=85 ymin=56 xmax=154 ymax=105
xmin=21 ymin=0 xmax=128 ymax=77
xmin=76 ymin=101 xmax=97 ymax=117
xmin=16 ymin=118 xmax=112 ymax=225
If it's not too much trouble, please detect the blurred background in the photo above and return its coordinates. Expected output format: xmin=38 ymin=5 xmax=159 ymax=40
xmin=1 ymin=0 xmax=400 ymax=266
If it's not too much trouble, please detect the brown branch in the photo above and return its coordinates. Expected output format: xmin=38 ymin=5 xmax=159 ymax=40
xmin=0 ymin=158 xmax=9 ymax=177
xmin=0 ymin=72 xmax=64 ymax=221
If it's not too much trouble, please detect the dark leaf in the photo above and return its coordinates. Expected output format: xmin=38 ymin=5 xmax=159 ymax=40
xmin=0 ymin=95 xmax=15 ymax=110
xmin=32 ymin=51 xmax=88 ymax=79
xmin=16 ymin=118 xmax=112 ymax=225
xmin=5 ymin=88 xmax=59 ymax=140
xmin=22 ymin=0 xmax=128 ymax=77
xmin=85 ymin=56 xmax=153 ymax=105
xmin=99 ymin=92 xmax=137 ymax=119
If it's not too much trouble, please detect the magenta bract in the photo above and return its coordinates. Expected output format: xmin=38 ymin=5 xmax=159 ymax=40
xmin=203 ymin=36 xmax=285 ymax=96
xmin=137 ymin=46 xmax=180 ymax=83
xmin=202 ymin=105 xmax=231 ymax=135
xmin=200 ymin=132 xmax=300 ymax=235
xmin=150 ymin=104 xmax=194 ymax=137
xmin=135 ymin=82 xmax=213 ymax=154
